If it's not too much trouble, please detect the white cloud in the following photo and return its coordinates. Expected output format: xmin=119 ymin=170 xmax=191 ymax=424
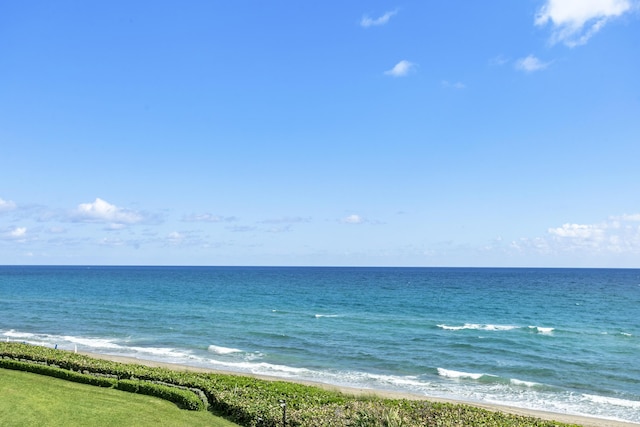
xmin=0 ymin=198 xmax=17 ymax=212
xmin=342 ymin=214 xmax=364 ymax=224
xmin=360 ymin=10 xmax=398 ymax=27
xmin=167 ymin=231 xmax=184 ymax=244
xmin=515 ymin=54 xmax=550 ymax=72
xmin=514 ymin=214 xmax=640 ymax=256
xmin=384 ymin=60 xmax=417 ymax=77
xmin=2 ymin=226 xmax=27 ymax=242
xmin=535 ymin=0 xmax=633 ymax=46
xmin=10 ymin=227 xmax=27 ymax=238
xmin=548 ymin=223 xmax=605 ymax=239
xmin=73 ymin=198 xmax=144 ymax=225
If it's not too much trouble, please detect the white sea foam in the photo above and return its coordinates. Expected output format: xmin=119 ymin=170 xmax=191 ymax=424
xmin=62 ymin=336 xmax=122 ymax=349
xmin=527 ymin=326 xmax=554 ymax=334
xmin=582 ymin=394 xmax=640 ymax=409
xmin=129 ymin=346 xmax=191 ymax=359
xmin=363 ymin=373 xmax=430 ymax=389
xmin=3 ymin=330 xmax=35 ymax=338
xmin=437 ymin=323 xmax=517 ymax=331
xmin=437 ymin=368 xmax=484 ymax=380
xmin=314 ymin=314 xmax=340 ymax=318
xmin=204 ymin=359 xmax=311 ymax=378
xmin=510 ymin=378 xmax=541 ymax=388
xmin=208 ymin=344 xmax=243 ymax=355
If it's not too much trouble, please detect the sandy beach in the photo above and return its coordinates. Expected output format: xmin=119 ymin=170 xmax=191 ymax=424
xmin=79 ymin=351 xmax=638 ymax=427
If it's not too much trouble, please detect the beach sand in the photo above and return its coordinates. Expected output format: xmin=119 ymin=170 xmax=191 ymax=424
xmin=78 ymin=351 xmax=638 ymax=427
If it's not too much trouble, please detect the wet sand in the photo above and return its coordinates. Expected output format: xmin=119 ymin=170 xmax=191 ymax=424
xmin=79 ymin=351 xmax=638 ymax=427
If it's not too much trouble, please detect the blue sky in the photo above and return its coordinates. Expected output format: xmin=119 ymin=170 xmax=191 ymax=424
xmin=1 ymin=1 xmax=639 ymax=267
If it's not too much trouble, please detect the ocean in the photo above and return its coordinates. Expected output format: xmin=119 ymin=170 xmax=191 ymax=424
xmin=1 ymin=266 xmax=639 ymax=423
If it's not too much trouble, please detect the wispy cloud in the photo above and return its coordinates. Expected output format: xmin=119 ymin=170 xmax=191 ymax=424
xmin=535 ymin=0 xmax=634 ymax=47
xmin=441 ymin=80 xmax=466 ymax=90
xmin=341 ymin=214 xmax=364 ymax=224
xmin=0 ymin=197 xmax=17 ymax=212
xmin=227 ymin=225 xmax=256 ymax=233
xmin=71 ymin=198 xmax=145 ymax=226
xmin=99 ymin=237 xmax=126 ymax=247
xmin=165 ymin=230 xmax=211 ymax=248
xmin=256 ymin=217 xmax=309 ymax=233
xmin=614 ymin=213 xmax=640 ymax=221
xmin=515 ymin=54 xmax=550 ymax=72
xmin=182 ymin=213 xmax=237 ymax=223
xmin=360 ymin=9 xmax=398 ymax=27
xmin=489 ymin=55 xmax=510 ymax=67
xmin=384 ymin=60 xmax=417 ymax=77
xmin=260 ymin=216 xmax=310 ymax=225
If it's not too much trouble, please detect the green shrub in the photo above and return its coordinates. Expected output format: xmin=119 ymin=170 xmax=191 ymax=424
xmin=0 ymin=358 xmax=116 ymax=388
xmin=0 ymin=342 xmax=581 ymax=426
xmin=116 ymin=380 xmax=205 ymax=411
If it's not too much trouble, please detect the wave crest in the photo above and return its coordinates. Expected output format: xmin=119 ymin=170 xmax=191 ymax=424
xmin=437 ymin=368 xmax=484 ymax=380
xmin=208 ymin=344 xmax=242 ymax=355
xmin=437 ymin=323 xmax=518 ymax=331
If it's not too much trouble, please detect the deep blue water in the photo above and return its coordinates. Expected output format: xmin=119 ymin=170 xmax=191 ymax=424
xmin=1 ymin=266 xmax=639 ymax=423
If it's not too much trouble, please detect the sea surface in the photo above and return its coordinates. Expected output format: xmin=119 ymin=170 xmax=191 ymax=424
xmin=1 ymin=266 xmax=639 ymax=423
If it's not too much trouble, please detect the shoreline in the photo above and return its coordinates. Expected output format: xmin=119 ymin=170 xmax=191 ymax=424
xmin=79 ymin=351 xmax=638 ymax=427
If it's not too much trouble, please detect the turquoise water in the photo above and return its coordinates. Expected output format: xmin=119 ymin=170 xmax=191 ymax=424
xmin=1 ymin=266 xmax=639 ymax=423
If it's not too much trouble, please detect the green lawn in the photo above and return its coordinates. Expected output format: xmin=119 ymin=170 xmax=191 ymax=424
xmin=0 ymin=368 xmax=239 ymax=427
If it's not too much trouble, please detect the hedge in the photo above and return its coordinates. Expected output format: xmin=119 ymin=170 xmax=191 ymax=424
xmin=0 ymin=343 xmax=581 ymax=427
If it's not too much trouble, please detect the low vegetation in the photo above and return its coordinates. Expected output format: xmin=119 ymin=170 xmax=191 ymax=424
xmin=1 ymin=342 xmax=580 ymax=426
xmin=0 ymin=368 xmax=236 ymax=426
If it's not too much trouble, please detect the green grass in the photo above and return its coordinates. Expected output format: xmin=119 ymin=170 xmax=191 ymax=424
xmin=0 ymin=368 xmax=239 ymax=427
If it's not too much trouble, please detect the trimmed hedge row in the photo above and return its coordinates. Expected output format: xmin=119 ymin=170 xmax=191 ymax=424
xmin=0 ymin=343 xmax=581 ymax=427
xmin=0 ymin=358 xmax=116 ymax=388
xmin=0 ymin=357 xmax=205 ymax=411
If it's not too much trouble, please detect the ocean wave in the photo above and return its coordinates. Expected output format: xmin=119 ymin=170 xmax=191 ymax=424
xmin=2 ymin=329 xmax=126 ymax=350
xmin=208 ymin=344 xmax=243 ymax=355
xmin=62 ymin=335 xmax=123 ymax=349
xmin=437 ymin=323 xmax=518 ymax=331
xmin=527 ymin=326 xmax=554 ymax=334
xmin=129 ymin=346 xmax=192 ymax=359
xmin=438 ymin=368 xmax=546 ymax=390
xmin=314 ymin=314 xmax=340 ymax=318
xmin=3 ymin=329 xmax=35 ymax=339
xmin=436 ymin=323 xmax=557 ymax=335
xmin=437 ymin=368 xmax=485 ymax=380
xmin=510 ymin=378 xmax=542 ymax=388
xmin=204 ymin=359 xmax=312 ymax=378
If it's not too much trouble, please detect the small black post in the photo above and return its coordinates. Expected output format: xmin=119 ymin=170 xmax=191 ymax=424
xmin=279 ymin=399 xmax=287 ymax=426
